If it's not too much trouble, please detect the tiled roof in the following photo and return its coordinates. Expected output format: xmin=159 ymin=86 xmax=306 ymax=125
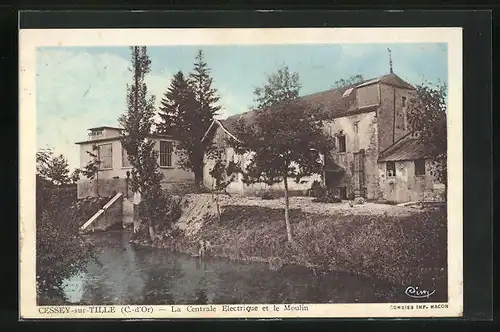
xmin=378 ymin=135 xmax=431 ymax=162
xmin=217 ymin=73 xmax=414 ymax=140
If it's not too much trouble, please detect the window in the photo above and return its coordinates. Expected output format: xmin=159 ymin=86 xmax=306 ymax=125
xmin=121 ymin=146 xmax=132 ymax=168
xmin=402 ymin=96 xmax=407 ymax=107
xmin=159 ymin=141 xmax=173 ymax=167
xmin=98 ymin=143 xmax=113 ymax=169
xmin=353 ymin=122 xmax=358 ymax=133
xmin=414 ymin=159 xmax=426 ymax=176
xmin=89 ymin=129 xmax=103 ymax=140
xmin=386 ymin=161 xmax=396 ymax=177
xmin=338 ymin=135 xmax=346 ymax=153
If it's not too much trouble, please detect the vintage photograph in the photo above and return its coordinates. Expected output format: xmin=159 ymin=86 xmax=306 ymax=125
xmin=20 ymin=28 xmax=463 ymax=318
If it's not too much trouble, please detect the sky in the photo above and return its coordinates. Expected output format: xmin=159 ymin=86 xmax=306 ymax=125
xmin=36 ymin=43 xmax=448 ymax=171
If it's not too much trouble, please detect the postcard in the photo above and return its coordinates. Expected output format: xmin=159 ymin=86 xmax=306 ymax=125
xmin=19 ymin=26 xmax=463 ymax=319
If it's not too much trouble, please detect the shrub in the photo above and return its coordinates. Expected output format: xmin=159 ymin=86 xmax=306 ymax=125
xmin=309 ymin=180 xmax=323 ymax=198
xmin=260 ymin=190 xmax=277 ymax=200
xmin=198 ymin=185 xmax=212 ymax=194
xmin=312 ymin=188 xmax=341 ymax=203
xmin=36 ymin=176 xmax=95 ymax=304
xmin=141 ymin=191 xmax=183 ymax=229
xmin=354 ymin=197 xmax=366 ymax=205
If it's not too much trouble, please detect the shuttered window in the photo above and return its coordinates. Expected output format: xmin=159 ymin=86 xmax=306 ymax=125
xmin=98 ymin=143 xmax=113 ymax=169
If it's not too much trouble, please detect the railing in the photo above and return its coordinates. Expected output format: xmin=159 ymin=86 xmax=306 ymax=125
xmin=80 ymin=192 xmax=123 ymax=232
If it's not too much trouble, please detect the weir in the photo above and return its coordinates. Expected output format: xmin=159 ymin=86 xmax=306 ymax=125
xmin=80 ymin=192 xmax=124 ymax=233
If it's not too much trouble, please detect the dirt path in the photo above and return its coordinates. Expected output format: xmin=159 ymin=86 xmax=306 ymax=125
xmin=179 ymin=193 xmax=420 ymax=220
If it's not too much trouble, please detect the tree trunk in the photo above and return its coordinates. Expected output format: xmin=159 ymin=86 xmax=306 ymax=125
xmin=215 ymin=194 xmax=221 ymax=223
xmin=283 ymin=175 xmax=293 ymax=242
xmin=95 ymin=172 xmax=99 ymax=197
xmin=148 ymin=219 xmax=155 ymax=243
xmin=194 ymin=165 xmax=204 ymax=192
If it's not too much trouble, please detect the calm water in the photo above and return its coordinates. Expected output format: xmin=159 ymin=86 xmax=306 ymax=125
xmin=60 ymin=230 xmax=407 ymax=305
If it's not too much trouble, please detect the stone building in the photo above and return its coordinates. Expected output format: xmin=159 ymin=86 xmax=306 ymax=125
xmin=201 ymin=71 xmax=445 ymax=203
xmin=75 ymin=126 xmax=195 ymax=199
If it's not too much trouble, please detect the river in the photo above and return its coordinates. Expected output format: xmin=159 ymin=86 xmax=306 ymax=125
xmin=59 ymin=230 xmax=407 ymax=305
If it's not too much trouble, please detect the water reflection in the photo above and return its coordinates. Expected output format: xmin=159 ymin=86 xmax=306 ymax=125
xmin=53 ymin=230 xmax=407 ymax=305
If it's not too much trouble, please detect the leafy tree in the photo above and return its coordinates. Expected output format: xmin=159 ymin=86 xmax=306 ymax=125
xmin=230 ymin=66 xmax=335 ymax=242
xmin=35 ymin=149 xmax=92 ymax=304
xmin=207 ymin=151 xmax=241 ymax=222
xmin=36 ymin=148 xmax=71 ymax=186
xmin=78 ymin=145 xmax=101 ymax=196
xmin=185 ymin=50 xmax=221 ymax=188
xmin=157 ymin=70 xmax=209 ymax=190
xmin=253 ymin=65 xmax=301 ymax=109
xmin=407 ymin=80 xmax=448 ymax=199
xmin=332 ymin=74 xmax=364 ymax=89
xmin=118 ymin=46 xmax=169 ymax=240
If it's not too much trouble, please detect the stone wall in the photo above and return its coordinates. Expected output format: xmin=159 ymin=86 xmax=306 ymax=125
xmin=377 ymin=83 xmax=414 ymax=153
xmin=161 ymin=181 xmax=198 ymax=196
xmin=77 ymin=178 xmax=131 ymax=199
xmin=324 ymin=111 xmax=380 ymax=199
xmin=377 ymin=160 xmax=445 ymax=203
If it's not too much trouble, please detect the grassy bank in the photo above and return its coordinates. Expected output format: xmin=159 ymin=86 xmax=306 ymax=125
xmin=155 ymin=203 xmax=448 ymax=300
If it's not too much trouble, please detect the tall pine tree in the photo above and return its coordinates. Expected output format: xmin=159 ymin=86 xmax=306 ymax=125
xmin=158 ymin=50 xmax=221 ymax=189
xmin=158 ymin=71 xmax=203 ymax=187
xmin=118 ymin=46 xmax=163 ymax=239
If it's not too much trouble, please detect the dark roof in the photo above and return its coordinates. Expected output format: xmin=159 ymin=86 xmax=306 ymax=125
xmin=88 ymin=126 xmax=123 ymax=131
xmin=357 ymin=73 xmax=415 ymax=90
xmin=214 ymin=72 xmax=414 ymax=140
xmin=378 ymin=135 xmax=431 ymax=162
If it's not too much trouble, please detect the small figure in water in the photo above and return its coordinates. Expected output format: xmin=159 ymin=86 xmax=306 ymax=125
xmin=196 ymin=239 xmax=211 ymax=258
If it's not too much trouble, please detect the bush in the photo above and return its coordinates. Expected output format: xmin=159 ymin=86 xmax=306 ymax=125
xmin=36 ymin=176 xmax=94 ymax=304
xmin=312 ymin=188 xmax=341 ymax=203
xmin=141 ymin=190 xmax=183 ymax=229
xmin=309 ymin=180 xmax=323 ymax=198
xmin=354 ymin=197 xmax=366 ymax=205
xmin=260 ymin=190 xmax=277 ymax=200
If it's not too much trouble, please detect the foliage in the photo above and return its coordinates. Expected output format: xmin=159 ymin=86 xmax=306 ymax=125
xmin=157 ymin=50 xmax=221 ymax=188
xmin=199 ymin=205 xmax=448 ymax=301
xmin=118 ymin=46 xmax=172 ymax=230
xmin=229 ymin=65 xmax=335 ymax=242
xmin=407 ymin=81 xmax=447 ymax=193
xmin=208 ymin=157 xmax=241 ymax=192
xmin=157 ymin=65 xmax=220 ymax=189
xmin=140 ymin=192 xmax=183 ymax=228
xmin=312 ymin=187 xmax=342 ymax=203
xmin=36 ymin=148 xmax=71 ymax=186
xmin=208 ymin=154 xmax=242 ymax=222
xmin=36 ymin=151 xmax=93 ymax=304
xmin=79 ymin=145 xmax=101 ymax=180
xmin=253 ymin=65 xmax=301 ymax=109
xmin=332 ymin=74 xmax=364 ymax=89
xmin=308 ymin=180 xmax=323 ymax=198
xmin=260 ymin=190 xmax=277 ymax=200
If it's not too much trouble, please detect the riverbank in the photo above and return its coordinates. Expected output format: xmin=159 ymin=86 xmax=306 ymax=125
xmin=131 ymin=194 xmax=448 ymax=301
